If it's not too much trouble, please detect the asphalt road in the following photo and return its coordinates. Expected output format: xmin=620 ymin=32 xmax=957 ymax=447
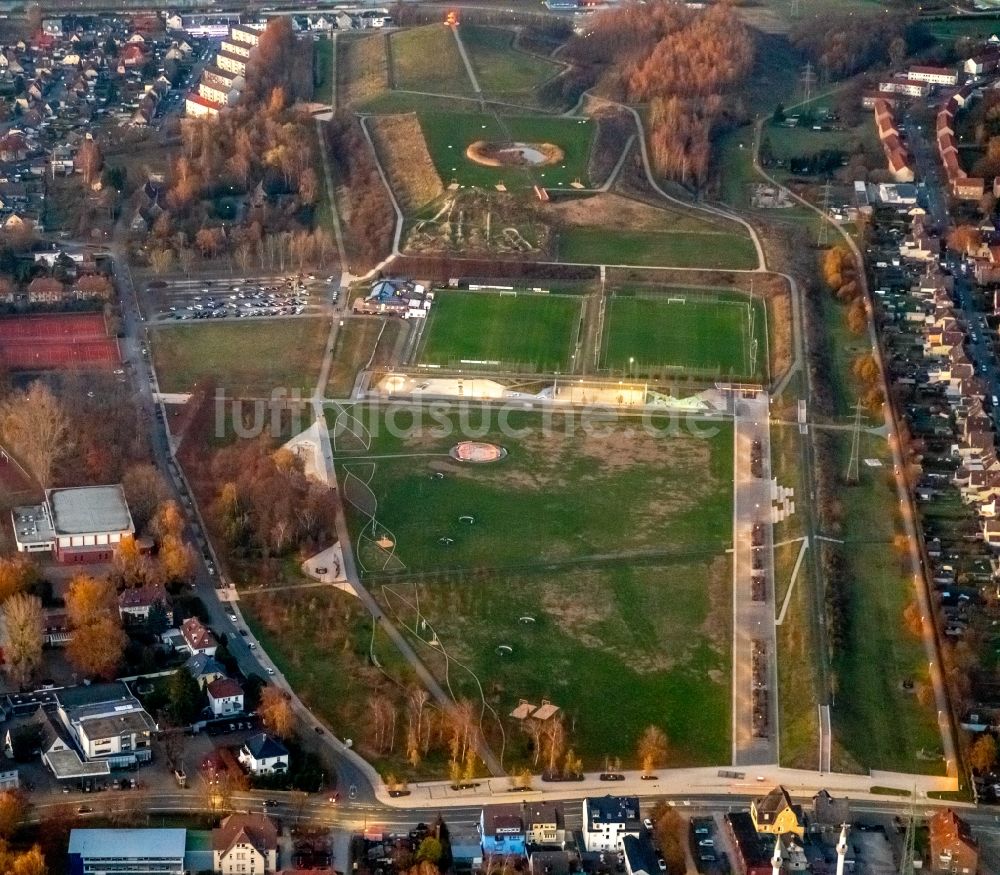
xmin=111 ymin=252 xmax=379 ymax=804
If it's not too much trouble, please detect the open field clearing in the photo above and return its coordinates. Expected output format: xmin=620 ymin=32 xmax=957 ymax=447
xmin=830 ymin=432 xmax=945 ymax=775
xmin=368 ymin=114 xmax=444 ymax=212
xmin=417 ymin=291 xmax=580 ymax=371
xmin=418 ymin=111 xmax=594 ymax=190
xmin=326 ymin=318 xmax=404 ymax=398
xmin=549 ymin=192 xmax=758 ymax=269
xmin=601 ymin=291 xmax=765 ymax=379
xmin=556 ymin=227 xmax=758 ymax=270
xmin=386 ymin=558 xmax=731 ymax=768
xmin=332 ymin=407 xmax=733 ymax=575
xmin=390 ymin=25 xmax=474 ymax=95
xmin=461 ymin=25 xmax=562 ymax=97
xmin=338 ymin=32 xmax=389 ymax=107
xmin=149 ymin=319 xmax=329 ymax=396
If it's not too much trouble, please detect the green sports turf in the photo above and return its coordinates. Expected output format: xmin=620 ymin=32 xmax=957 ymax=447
xmin=602 ymin=293 xmax=763 ymax=377
xmin=417 ymin=111 xmax=594 ymax=190
xmin=558 ymin=227 xmax=759 ymax=270
xmin=419 ymin=291 xmax=580 ymax=371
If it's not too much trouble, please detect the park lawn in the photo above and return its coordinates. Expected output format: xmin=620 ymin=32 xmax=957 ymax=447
xmin=557 ymin=227 xmax=759 ymax=270
xmin=418 ymin=291 xmax=580 ymax=371
xmin=601 ymin=291 xmax=764 ymax=378
xmin=332 ymin=408 xmax=733 ymax=574
xmin=239 ymin=587 xmax=445 ymax=778
xmin=149 ymin=318 xmax=329 ymax=396
xmin=326 ymin=317 xmax=404 ymax=397
xmin=830 ymin=431 xmax=946 ymax=775
xmin=314 ymin=36 xmax=334 ymax=105
xmin=418 ymin=111 xmax=594 ymax=190
xmin=925 ymin=16 xmax=1000 ymax=42
xmin=460 ymin=25 xmax=561 ymax=96
xmin=387 ymin=559 xmax=731 ymax=769
xmin=390 ymin=25 xmax=474 ymax=95
xmin=765 ymin=121 xmax=880 ymax=164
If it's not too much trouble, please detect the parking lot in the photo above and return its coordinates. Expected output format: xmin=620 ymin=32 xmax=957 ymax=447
xmin=145 ymin=274 xmax=340 ymax=323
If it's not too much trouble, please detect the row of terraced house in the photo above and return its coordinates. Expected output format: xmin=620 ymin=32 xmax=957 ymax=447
xmin=184 ymin=22 xmax=262 ymax=118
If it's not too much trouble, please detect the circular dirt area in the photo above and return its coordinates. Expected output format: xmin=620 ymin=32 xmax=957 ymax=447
xmin=450 ymin=441 xmax=507 ymax=463
xmin=466 ymin=140 xmax=564 ymax=168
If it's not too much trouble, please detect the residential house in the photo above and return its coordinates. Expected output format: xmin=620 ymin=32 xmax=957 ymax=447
xmin=622 ymin=835 xmax=659 ymax=875
xmin=0 ymin=132 xmax=27 ymax=162
xmin=238 ymin=732 xmax=289 ymax=776
xmin=908 ymin=65 xmax=959 ymax=87
xmin=750 ymin=786 xmax=805 ymax=837
xmin=811 ymin=790 xmax=850 ymax=835
xmin=524 ymin=802 xmax=565 ymax=847
xmin=180 ymin=617 xmax=218 ymax=656
xmin=582 ymin=796 xmax=641 ymax=852
xmin=929 ymin=809 xmax=978 ymax=875
xmin=480 ymin=805 xmax=526 ymax=857
xmin=118 ymin=582 xmax=171 ymax=626
xmin=185 ymin=653 xmax=227 ymax=687
xmin=213 ymin=813 xmax=278 ymax=874
xmin=26 ymin=276 xmax=64 ymax=304
xmin=725 ymin=812 xmax=774 ymax=875
xmin=207 ymin=677 xmax=244 ymax=717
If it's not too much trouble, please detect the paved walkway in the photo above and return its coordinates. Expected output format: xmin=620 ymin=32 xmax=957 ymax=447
xmin=732 ymin=391 xmax=779 ymax=766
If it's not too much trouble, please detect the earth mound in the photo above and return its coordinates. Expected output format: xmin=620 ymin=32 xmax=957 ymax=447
xmin=466 ymin=140 xmax=564 ymax=168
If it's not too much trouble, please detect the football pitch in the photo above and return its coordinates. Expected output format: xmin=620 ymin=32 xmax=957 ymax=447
xmin=418 ymin=291 xmax=581 ymax=371
xmin=601 ymin=291 xmax=765 ymax=378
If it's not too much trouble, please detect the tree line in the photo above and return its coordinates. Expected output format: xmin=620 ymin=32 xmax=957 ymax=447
xmin=563 ymin=2 xmax=754 ymax=187
xmin=137 ymin=18 xmax=332 ymax=273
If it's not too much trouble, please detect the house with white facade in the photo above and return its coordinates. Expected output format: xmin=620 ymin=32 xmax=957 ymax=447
xmin=213 ymin=813 xmax=277 ymax=874
xmin=582 ymin=796 xmax=642 ymax=852
xmin=207 ymin=677 xmax=244 ymax=717
xmin=238 ymin=732 xmax=289 ymax=776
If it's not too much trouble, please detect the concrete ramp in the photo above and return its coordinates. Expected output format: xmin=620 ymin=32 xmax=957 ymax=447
xmin=302 ymin=543 xmax=348 ymax=584
xmin=283 ymin=417 xmax=334 ymax=486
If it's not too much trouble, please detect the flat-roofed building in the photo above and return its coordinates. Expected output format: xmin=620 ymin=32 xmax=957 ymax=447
xmin=68 ymin=828 xmax=186 ymax=875
xmin=55 ymin=682 xmax=156 ymax=768
xmin=11 ymin=485 xmax=134 ymax=563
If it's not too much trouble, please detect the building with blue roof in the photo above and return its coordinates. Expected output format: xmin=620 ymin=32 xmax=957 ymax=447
xmin=68 ymin=828 xmax=186 ymax=875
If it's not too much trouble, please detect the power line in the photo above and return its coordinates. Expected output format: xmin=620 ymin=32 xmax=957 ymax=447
xmin=800 ymin=61 xmax=816 ymax=104
xmin=818 ymin=180 xmax=832 ymax=246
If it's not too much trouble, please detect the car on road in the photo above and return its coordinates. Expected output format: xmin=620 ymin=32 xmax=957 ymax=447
xmin=249 ymin=642 xmax=256 ymax=649
xmin=266 ymin=667 xmax=275 ymax=675
xmin=314 ymin=726 xmax=324 ymax=734
xmin=77 ymin=805 xmax=93 ymax=814
xmin=263 ymin=799 xmax=278 ymax=807
xmin=657 ymin=860 xmax=666 ymax=872
xmin=643 ymin=818 xmax=653 ymax=831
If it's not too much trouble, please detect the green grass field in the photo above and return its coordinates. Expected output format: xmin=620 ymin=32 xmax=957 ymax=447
xmin=557 ymin=226 xmax=759 ymax=270
xmin=393 ymin=560 xmax=731 ymax=768
xmin=149 ymin=319 xmax=329 ymax=395
xmin=326 ymin=318 xmax=403 ymax=397
xmin=460 ymin=25 xmax=561 ymax=97
xmin=418 ymin=291 xmax=580 ymax=371
xmin=390 ymin=25 xmax=474 ymax=95
xmin=329 ymin=407 xmax=734 ymax=767
xmin=418 ymin=111 xmax=594 ymax=190
xmin=314 ymin=36 xmax=334 ymax=105
xmin=924 ymin=15 xmax=1000 ymax=42
xmin=332 ymin=408 xmax=733 ymax=574
xmin=831 ymin=432 xmax=945 ymax=774
xmin=601 ymin=292 xmax=764 ymax=378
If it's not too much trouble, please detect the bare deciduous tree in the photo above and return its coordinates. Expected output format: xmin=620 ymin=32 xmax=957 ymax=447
xmin=0 ymin=380 xmax=71 ymax=487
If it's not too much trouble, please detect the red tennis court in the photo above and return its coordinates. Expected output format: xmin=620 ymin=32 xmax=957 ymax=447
xmin=0 ymin=313 xmax=121 ymax=370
